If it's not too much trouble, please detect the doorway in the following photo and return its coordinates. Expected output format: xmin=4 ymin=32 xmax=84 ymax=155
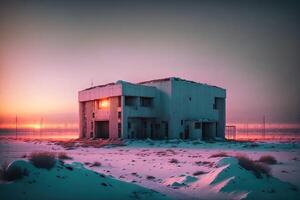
xmin=95 ymin=121 xmax=109 ymax=139
xmin=202 ymin=122 xmax=214 ymax=140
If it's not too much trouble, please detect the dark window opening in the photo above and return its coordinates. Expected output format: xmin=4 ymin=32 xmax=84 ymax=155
xmin=125 ymin=96 xmax=136 ymax=106
xmin=118 ymin=112 xmax=121 ymax=119
xmin=95 ymin=121 xmax=109 ymax=139
xmin=195 ymin=122 xmax=202 ymax=129
xmin=155 ymin=124 xmax=160 ymax=130
xmin=181 ymin=120 xmax=183 ymax=125
xmin=118 ymin=123 xmax=121 ymax=138
xmin=92 ymin=112 xmax=95 ymax=118
xmin=140 ymin=97 xmax=153 ymax=107
xmin=189 ymin=97 xmax=192 ymax=101
xmin=118 ymin=96 xmax=121 ymax=107
xmin=128 ymin=122 xmax=131 ymax=129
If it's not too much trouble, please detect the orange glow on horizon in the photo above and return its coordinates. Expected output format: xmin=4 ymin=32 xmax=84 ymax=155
xmin=0 ymin=122 xmax=79 ymax=130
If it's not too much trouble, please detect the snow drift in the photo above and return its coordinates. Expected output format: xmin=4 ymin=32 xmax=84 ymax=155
xmin=0 ymin=160 xmax=169 ymax=200
xmin=163 ymin=157 xmax=299 ymax=200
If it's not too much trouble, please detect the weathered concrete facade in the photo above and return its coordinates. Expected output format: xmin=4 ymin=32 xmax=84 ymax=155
xmin=78 ymin=77 xmax=226 ymax=140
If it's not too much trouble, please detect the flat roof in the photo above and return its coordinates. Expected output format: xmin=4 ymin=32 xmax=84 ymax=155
xmin=139 ymin=77 xmax=225 ymax=90
xmin=81 ymin=77 xmax=225 ymax=92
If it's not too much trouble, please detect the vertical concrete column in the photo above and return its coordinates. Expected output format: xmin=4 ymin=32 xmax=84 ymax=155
xmin=79 ymin=102 xmax=84 ymax=138
xmin=216 ymin=98 xmax=226 ymax=138
xmin=121 ymin=96 xmax=128 ymax=139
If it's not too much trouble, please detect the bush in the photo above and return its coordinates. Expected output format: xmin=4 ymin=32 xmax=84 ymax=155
xmin=169 ymin=158 xmax=179 ymax=164
xmin=258 ymin=155 xmax=277 ymax=165
xmin=236 ymin=155 xmax=271 ymax=178
xmin=29 ymin=151 xmax=56 ymax=170
xmin=193 ymin=171 xmax=207 ymax=176
xmin=90 ymin=161 xmax=101 ymax=167
xmin=0 ymin=161 xmax=28 ymax=181
xmin=58 ymin=152 xmax=72 ymax=160
xmin=209 ymin=152 xmax=229 ymax=158
xmin=146 ymin=175 xmax=155 ymax=180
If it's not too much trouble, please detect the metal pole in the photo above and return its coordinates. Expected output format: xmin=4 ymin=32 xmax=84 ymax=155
xmin=40 ymin=117 xmax=43 ymax=139
xmin=263 ymin=115 xmax=266 ymax=139
xmin=15 ymin=115 xmax=18 ymax=139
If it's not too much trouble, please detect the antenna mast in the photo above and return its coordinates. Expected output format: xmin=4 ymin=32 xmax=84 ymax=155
xmin=15 ymin=115 xmax=18 ymax=139
xmin=40 ymin=117 xmax=43 ymax=139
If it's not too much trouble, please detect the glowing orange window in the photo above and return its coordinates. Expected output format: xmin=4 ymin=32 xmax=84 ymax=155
xmin=98 ymin=99 xmax=109 ymax=109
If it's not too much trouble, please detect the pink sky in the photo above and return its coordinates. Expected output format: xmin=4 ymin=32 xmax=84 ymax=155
xmin=0 ymin=1 xmax=299 ymax=126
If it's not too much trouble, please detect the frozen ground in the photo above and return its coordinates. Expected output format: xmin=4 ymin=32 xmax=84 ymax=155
xmin=0 ymin=139 xmax=299 ymax=200
xmin=0 ymin=160 xmax=169 ymax=200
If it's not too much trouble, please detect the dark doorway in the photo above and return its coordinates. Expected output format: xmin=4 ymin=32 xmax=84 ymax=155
xmin=184 ymin=125 xmax=189 ymax=139
xmin=202 ymin=122 xmax=214 ymax=140
xmin=95 ymin=121 xmax=109 ymax=139
xmin=162 ymin=121 xmax=169 ymax=139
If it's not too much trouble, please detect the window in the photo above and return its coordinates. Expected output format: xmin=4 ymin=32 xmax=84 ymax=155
xmin=118 ymin=112 xmax=121 ymax=119
xmin=128 ymin=122 xmax=131 ymax=129
xmin=118 ymin=123 xmax=121 ymax=138
xmin=189 ymin=97 xmax=192 ymax=101
xmin=194 ymin=122 xmax=202 ymax=129
xmin=125 ymin=96 xmax=136 ymax=106
xmin=181 ymin=120 xmax=183 ymax=126
xmin=92 ymin=112 xmax=95 ymax=118
xmin=155 ymin=124 xmax=160 ymax=130
xmin=118 ymin=96 xmax=121 ymax=107
xmin=140 ymin=97 xmax=153 ymax=107
xmin=98 ymin=99 xmax=109 ymax=109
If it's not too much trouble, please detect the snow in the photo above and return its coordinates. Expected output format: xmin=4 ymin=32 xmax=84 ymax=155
xmin=0 ymin=160 xmax=169 ymax=200
xmin=1 ymin=139 xmax=300 ymax=199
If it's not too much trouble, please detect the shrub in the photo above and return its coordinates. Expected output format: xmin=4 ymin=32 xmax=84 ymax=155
xmin=90 ymin=161 xmax=101 ymax=167
xmin=58 ymin=152 xmax=72 ymax=160
xmin=236 ymin=155 xmax=271 ymax=178
xmin=0 ymin=161 xmax=28 ymax=181
xmin=169 ymin=158 xmax=179 ymax=164
xmin=29 ymin=151 xmax=56 ymax=170
xmin=258 ymin=155 xmax=277 ymax=165
xmin=146 ymin=175 xmax=155 ymax=180
xmin=209 ymin=152 xmax=229 ymax=158
xmin=193 ymin=171 xmax=207 ymax=176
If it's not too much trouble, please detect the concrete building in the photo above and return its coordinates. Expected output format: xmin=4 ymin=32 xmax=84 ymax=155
xmin=78 ymin=77 xmax=226 ymax=140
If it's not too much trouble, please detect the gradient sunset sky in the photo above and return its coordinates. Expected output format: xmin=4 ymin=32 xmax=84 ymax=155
xmin=0 ymin=0 xmax=299 ymax=125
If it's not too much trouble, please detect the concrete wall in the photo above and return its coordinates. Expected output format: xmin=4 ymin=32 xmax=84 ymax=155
xmin=141 ymin=80 xmax=172 ymax=138
xmin=78 ymin=84 xmax=122 ymax=102
xmin=171 ymin=79 xmax=226 ymax=139
xmin=79 ymin=78 xmax=226 ymax=140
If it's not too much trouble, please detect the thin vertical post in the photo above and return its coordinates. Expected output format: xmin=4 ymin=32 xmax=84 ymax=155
xmin=40 ymin=117 xmax=43 ymax=139
xmin=263 ymin=115 xmax=266 ymax=139
xmin=15 ymin=115 xmax=18 ymax=139
xmin=246 ymin=122 xmax=248 ymax=139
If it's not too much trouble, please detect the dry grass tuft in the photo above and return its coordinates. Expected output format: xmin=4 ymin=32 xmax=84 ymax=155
xmin=90 ymin=161 xmax=101 ymax=167
xmin=258 ymin=155 xmax=277 ymax=165
xmin=236 ymin=155 xmax=271 ymax=178
xmin=29 ymin=151 xmax=56 ymax=170
xmin=58 ymin=152 xmax=73 ymax=160
xmin=193 ymin=171 xmax=207 ymax=176
xmin=169 ymin=158 xmax=179 ymax=164
xmin=209 ymin=152 xmax=229 ymax=158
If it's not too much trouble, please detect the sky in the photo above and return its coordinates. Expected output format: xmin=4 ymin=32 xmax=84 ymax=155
xmin=0 ymin=0 xmax=300 ymax=126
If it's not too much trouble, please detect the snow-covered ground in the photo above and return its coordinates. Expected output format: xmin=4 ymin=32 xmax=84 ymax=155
xmin=0 ymin=139 xmax=299 ymax=200
xmin=0 ymin=160 xmax=169 ymax=200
